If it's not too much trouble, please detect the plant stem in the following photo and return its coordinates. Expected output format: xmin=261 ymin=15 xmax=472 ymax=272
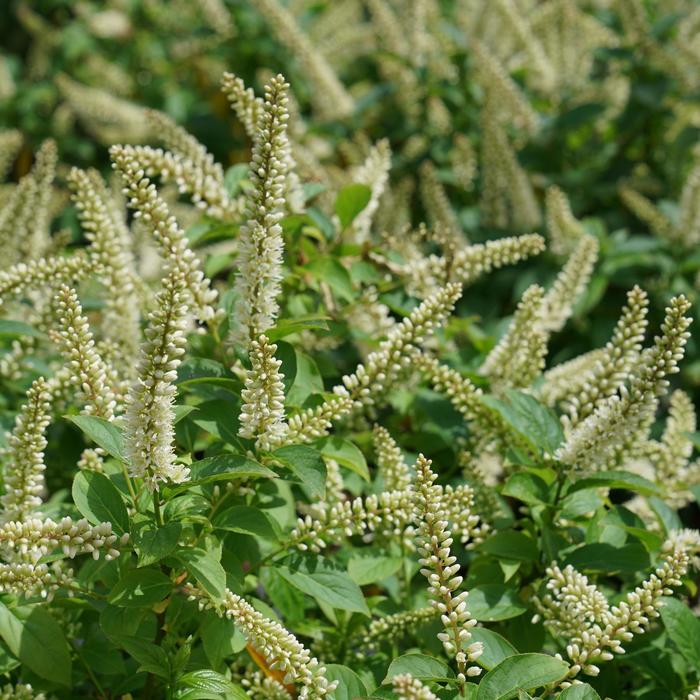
xmin=153 ymin=491 xmax=164 ymax=526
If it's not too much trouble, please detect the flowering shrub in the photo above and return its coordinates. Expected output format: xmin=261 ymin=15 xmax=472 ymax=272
xmin=1 ymin=1 xmax=700 ymax=699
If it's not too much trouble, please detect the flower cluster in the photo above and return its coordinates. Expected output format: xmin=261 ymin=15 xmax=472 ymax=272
xmin=535 ymin=529 xmax=700 ymax=683
xmin=412 ymin=455 xmax=483 ymax=685
xmin=121 ymin=266 xmax=191 ymax=490
xmin=188 ymin=585 xmax=337 ymax=699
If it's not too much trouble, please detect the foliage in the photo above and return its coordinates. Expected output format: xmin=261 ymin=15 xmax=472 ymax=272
xmin=0 ymin=1 xmax=699 ymax=699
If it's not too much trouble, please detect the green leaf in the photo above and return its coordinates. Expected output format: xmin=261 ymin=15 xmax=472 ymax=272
xmin=266 ymin=315 xmax=330 ymax=342
xmin=136 ymin=522 xmax=182 ymax=567
xmin=467 ymin=585 xmax=527 ymax=621
xmin=176 ymin=548 xmax=226 ymax=601
xmin=201 ymin=614 xmax=246 ymax=669
xmin=335 ymin=183 xmax=372 ymax=229
xmin=176 ymin=669 xmax=247 ymax=699
xmin=0 ymin=603 xmax=72 ymax=686
xmin=659 ymin=597 xmax=700 ymax=670
xmin=384 ymin=653 xmax=452 ymax=683
xmin=480 ymin=531 xmax=539 ymax=562
xmin=347 ymin=552 xmax=403 ymax=585
xmin=277 ymin=560 xmax=369 ymax=616
xmin=476 ymin=654 xmax=569 ymax=700
xmin=325 ymin=665 xmax=368 ymax=700
xmin=115 ymin=636 xmax=170 ymax=678
xmin=72 ymin=471 xmax=130 ymax=535
xmin=109 ymin=569 xmax=172 ymax=608
xmin=307 ymin=257 xmax=355 ymax=302
xmin=66 ymin=414 xmax=126 ymax=461
xmin=318 ymin=436 xmax=370 ymax=481
xmin=286 ymin=350 xmax=324 ymax=406
xmin=212 ymin=506 xmax=278 ymax=541
xmin=470 ymin=628 xmax=518 ymax=671
xmin=273 ymin=445 xmax=326 ymax=499
xmin=570 ymin=470 xmax=662 ymax=496
xmin=480 ymin=390 xmax=563 ymax=455
xmin=559 ymin=684 xmax=602 ymax=700
xmin=173 ymin=405 xmax=197 ymax=424
xmin=184 ymin=455 xmax=276 ymax=489
xmin=0 ymin=319 xmax=45 ymax=339
xmin=564 ymin=543 xmax=649 ymax=574
xmin=502 ymin=473 xmax=549 ymax=505
xmin=223 ymin=163 xmax=250 ymax=197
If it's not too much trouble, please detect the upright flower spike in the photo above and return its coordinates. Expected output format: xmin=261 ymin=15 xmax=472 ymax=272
xmin=68 ymin=167 xmax=141 ymax=365
xmin=122 ymin=267 xmax=191 ymax=491
xmin=619 ymin=185 xmax=675 ymax=244
xmin=412 ymin=455 xmax=482 ymax=685
xmin=0 ymin=377 xmax=51 ymax=523
xmin=470 ymin=38 xmax=539 ymax=134
xmin=557 ymin=295 xmax=692 ymax=471
xmin=645 ymin=389 xmax=696 ymax=502
xmin=253 ymin=0 xmax=354 ymax=120
xmin=678 ymin=162 xmax=700 ymax=247
xmin=559 ymin=285 xmax=649 ymax=428
xmin=232 ymin=74 xmax=291 ymax=346
xmin=0 ymin=139 xmax=57 ymax=266
xmin=0 ymin=129 xmax=22 ymax=180
xmin=479 ymin=98 xmax=540 ymax=231
xmin=373 ymin=425 xmax=411 ymax=491
xmin=351 ymin=139 xmax=391 ymax=243
xmin=50 ymin=285 xmax=117 ymax=420
xmin=188 ymin=586 xmax=337 ymax=699
xmin=419 ymin=160 xmax=463 ymax=242
xmin=545 ymin=186 xmax=587 ymax=257
xmin=392 ymin=674 xmax=439 ymax=700
xmin=540 ymin=234 xmax=599 ymax=333
xmin=480 ymin=284 xmax=548 ymax=390
xmin=56 ymin=74 xmax=150 ymax=144
xmin=221 ymin=73 xmax=263 ymax=139
xmin=239 ymin=335 xmax=288 ymax=451
xmin=110 ymin=144 xmax=217 ymax=322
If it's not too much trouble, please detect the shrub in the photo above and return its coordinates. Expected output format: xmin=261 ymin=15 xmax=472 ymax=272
xmin=0 ymin=1 xmax=699 ymax=699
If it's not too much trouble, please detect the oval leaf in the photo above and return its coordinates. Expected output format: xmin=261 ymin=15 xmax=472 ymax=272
xmin=477 ymin=654 xmax=570 ymax=700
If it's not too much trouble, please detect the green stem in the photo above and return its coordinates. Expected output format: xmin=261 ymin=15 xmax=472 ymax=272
xmin=75 ymin=643 xmax=108 ymax=699
xmin=153 ymin=491 xmax=164 ymax=527
xmin=121 ymin=460 xmax=138 ymax=507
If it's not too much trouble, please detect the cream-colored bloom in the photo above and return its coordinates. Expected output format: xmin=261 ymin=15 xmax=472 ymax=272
xmin=412 ymin=455 xmax=482 ymax=683
xmin=419 ymin=161 xmax=463 ymax=243
xmin=351 ymin=139 xmax=391 ymax=243
xmin=111 ymin=144 xmax=217 ymax=322
xmin=232 ymin=74 xmax=291 ymax=346
xmin=0 ymin=377 xmax=52 ymax=523
xmin=189 ymin=586 xmax=337 ymax=699
xmin=557 ymin=295 xmax=691 ymax=470
xmin=545 ymin=186 xmax=587 ymax=257
xmin=393 ymin=674 xmax=439 ymax=700
xmin=253 ymin=0 xmax=354 ymax=120
xmin=373 ymin=425 xmax=411 ymax=491
xmin=540 ymin=234 xmax=599 ymax=333
xmin=121 ymin=267 xmax=191 ymax=490
xmin=558 ymin=286 xmax=648 ymax=426
xmin=481 ymin=284 xmax=548 ymax=390
xmin=50 ymin=285 xmax=117 ymax=420
xmin=239 ymin=335 xmax=288 ymax=451
xmin=279 ymin=283 xmax=462 ymax=445
xmin=68 ymin=167 xmax=141 ymax=365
